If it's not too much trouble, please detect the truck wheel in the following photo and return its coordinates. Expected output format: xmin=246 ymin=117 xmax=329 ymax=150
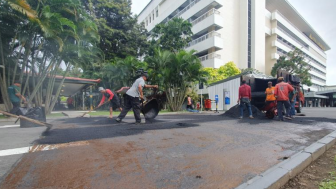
xmin=296 ymin=102 xmax=302 ymax=113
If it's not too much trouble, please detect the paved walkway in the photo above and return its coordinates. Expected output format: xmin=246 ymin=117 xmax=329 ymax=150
xmin=0 ymin=108 xmax=335 ymax=188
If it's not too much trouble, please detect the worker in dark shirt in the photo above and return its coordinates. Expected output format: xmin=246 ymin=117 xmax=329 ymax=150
xmin=7 ymin=81 xmax=26 ymax=115
xmin=237 ymin=80 xmax=254 ymax=119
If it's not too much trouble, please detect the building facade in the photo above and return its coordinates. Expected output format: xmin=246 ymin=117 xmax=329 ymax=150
xmin=138 ymin=0 xmax=330 ymax=92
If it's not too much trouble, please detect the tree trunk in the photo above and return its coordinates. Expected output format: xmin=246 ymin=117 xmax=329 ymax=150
xmin=12 ymin=45 xmax=23 ymax=84
xmin=47 ymin=63 xmax=71 ymax=114
xmin=0 ymin=33 xmax=11 ymax=111
xmin=44 ymin=62 xmax=59 ymax=113
xmin=27 ymin=59 xmax=58 ymax=104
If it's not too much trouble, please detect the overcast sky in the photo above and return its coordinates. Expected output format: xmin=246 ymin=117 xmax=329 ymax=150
xmin=131 ymin=0 xmax=336 ymax=85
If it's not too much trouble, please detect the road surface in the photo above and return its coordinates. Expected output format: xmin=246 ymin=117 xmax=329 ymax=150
xmin=0 ymin=108 xmax=335 ymax=189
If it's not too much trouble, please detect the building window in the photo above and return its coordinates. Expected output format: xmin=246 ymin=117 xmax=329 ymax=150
xmin=247 ymin=0 xmax=252 ymax=68
xmin=156 ymin=9 xmax=159 ymax=17
xmin=150 ymin=16 xmax=151 ymax=23
xmin=146 ymin=19 xmax=148 ymax=26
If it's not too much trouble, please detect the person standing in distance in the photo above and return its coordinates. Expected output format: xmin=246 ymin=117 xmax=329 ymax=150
xmin=116 ymin=73 xmax=158 ymax=124
xmin=7 ymin=80 xmax=26 ymax=115
xmin=274 ymin=77 xmax=294 ymax=121
xmin=187 ymin=95 xmax=193 ymax=110
xmin=237 ymin=80 xmax=254 ymax=119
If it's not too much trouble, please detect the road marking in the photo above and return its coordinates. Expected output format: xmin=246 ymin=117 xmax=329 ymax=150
xmin=0 ymin=147 xmax=32 ymax=157
xmin=0 ymin=141 xmax=90 ymax=157
xmin=0 ymin=125 xmax=20 ymax=129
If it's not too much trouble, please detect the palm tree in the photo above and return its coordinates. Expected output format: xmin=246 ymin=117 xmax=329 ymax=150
xmin=148 ymin=49 xmax=205 ymax=111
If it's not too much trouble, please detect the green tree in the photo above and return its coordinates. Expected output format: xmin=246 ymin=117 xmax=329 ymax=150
xmin=218 ymin=61 xmax=241 ymax=78
xmin=202 ymin=67 xmax=224 ymax=84
xmin=99 ymin=56 xmax=148 ymax=90
xmin=0 ymin=0 xmax=101 ymax=113
xmin=203 ymin=62 xmax=241 ymax=84
xmin=150 ymin=18 xmax=193 ymax=53
xmin=147 ymin=49 xmax=206 ymax=111
xmin=83 ymin=0 xmax=149 ymax=60
xmin=271 ymin=48 xmax=312 ymax=86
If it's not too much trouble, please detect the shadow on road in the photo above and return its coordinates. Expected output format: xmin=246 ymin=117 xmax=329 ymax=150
xmin=37 ymin=115 xmax=208 ymax=144
xmin=37 ymin=113 xmax=336 ymax=145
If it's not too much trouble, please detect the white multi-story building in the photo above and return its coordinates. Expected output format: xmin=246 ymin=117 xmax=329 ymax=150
xmin=138 ymin=0 xmax=330 ymax=92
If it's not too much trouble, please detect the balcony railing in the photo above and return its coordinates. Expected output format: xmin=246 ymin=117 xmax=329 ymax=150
xmin=168 ymin=0 xmax=201 ymax=22
xmin=276 ymin=26 xmax=309 ymax=50
xmin=191 ymin=8 xmax=220 ymax=26
xmin=187 ymin=31 xmax=221 ymax=47
xmin=275 ymin=10 xmax=326 ymax=53
xmin=199 ymin=53 xmax=221 ymax=62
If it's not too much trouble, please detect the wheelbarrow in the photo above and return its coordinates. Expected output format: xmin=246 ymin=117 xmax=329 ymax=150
xmin=140 ymin=89 xmax=162 ymax=119
xmin=141 ymin=99 xmax=160 ymax=119
xmin=261 ymin=101 xmax=278 ymax=119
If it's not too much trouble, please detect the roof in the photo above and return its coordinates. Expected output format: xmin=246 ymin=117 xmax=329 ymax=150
xmin=209 ymin=71 xmax=276 ymax=86
xmin=266 ymin=0 xmax=331 ymax=51
xmin=54 ymin=76 xmax=101 ymax=84
xmin=209 ymin=74 xmax=244 ymax=86
xmin=138 ymin=0 xmax=155 ymax=17
xmin=316 ymin=89 xmax=336 ymax=95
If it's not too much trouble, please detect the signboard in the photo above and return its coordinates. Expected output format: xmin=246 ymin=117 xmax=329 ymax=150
xmin=224 ymin=91 xmax=230 ymax=105
xmin=215 ymin=95 xmax=218 ymax=103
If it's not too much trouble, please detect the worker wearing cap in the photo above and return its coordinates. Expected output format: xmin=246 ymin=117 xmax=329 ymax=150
xmin=97 ymin=87 xmax=122 ymax=119
xmin=116 ymin=73 xmax=158 ymax=124
xmin=274 ymin=77 xmax=294 ymax=121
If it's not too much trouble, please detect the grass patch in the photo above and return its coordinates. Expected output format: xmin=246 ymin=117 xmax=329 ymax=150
xmin=46 ymin=113 xmax=65 ymax=118
xmin=0 ymin=115 xmax=7 ymax=119
xmin=319 ymin=156 xmax=336 ymax=189
xmin=89 ymin=111 xmax=130 ymax=116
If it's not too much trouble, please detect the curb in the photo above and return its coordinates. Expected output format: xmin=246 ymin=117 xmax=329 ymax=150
xmin=235 ymin=130 xmax=336 ymax=189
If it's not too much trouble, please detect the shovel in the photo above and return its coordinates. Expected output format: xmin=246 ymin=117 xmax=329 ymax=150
xmin=0 ymin=110 xmax=52 ymax=129
xmin=79 ymin=100 xmax=110 ymax=117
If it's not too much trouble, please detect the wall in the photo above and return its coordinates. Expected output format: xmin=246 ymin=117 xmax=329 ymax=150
xmin=251 ymin=0 xmax=266 ymax=73
xmin=208 ymin=77 xmax=241 ymax=110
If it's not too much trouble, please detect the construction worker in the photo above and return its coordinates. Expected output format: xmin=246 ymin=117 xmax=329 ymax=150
xmin=274 ymin=77 xmax=294 ymax=121
xmin=237 ymin=80 xmax=254 ymax=119
xmin=265 ymin=81 xmax=276 ymax=104
xmin=288 ymin=81 xmax=297 ymax=118
xmin=7 ymin=80 xmax=26 ymax=115
xmin=97 ymin=87 xmax=122 ymax=119
xmin=116 ymin=73 xmax=158 ymax=124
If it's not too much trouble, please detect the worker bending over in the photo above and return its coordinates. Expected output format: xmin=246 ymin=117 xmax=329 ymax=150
xmin=97 ymin=87 xmax=122 ymax=119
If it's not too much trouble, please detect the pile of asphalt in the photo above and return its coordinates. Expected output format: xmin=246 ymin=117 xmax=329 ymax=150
xmin=223 ymin=104 xmax=264 ymax=118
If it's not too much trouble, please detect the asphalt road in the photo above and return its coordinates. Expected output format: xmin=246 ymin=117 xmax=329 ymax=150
xmin=0 ymin=108 xmax=336 ymax=189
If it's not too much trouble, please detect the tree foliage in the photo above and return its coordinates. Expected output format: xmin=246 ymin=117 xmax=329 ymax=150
xmin=271 ymin=48 xmax=312 ymax=86
xmin=0 ymin=0 xmax=101 ymax=113
xmin=150 ymin=18 xmax=193 ymax=53
xmin=146 ymin=49 xmax=206 ymax=111
xmin=203 ymin=61 xmax=241 ymax=84
xmin=82 ymin=0 xmax=149 ymax=60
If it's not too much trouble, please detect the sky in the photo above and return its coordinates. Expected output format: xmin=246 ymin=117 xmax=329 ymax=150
xmin=131 ymin=0 xmax=336 ymax=85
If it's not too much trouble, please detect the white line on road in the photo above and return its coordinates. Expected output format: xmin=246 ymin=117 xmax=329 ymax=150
xmin=0 ymin=147 xmax=32 ymax=157
xmin=0 ymin=141 xmax=89 ymax=157
xmin=0 ymin=125 xmax=20 ymax=129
